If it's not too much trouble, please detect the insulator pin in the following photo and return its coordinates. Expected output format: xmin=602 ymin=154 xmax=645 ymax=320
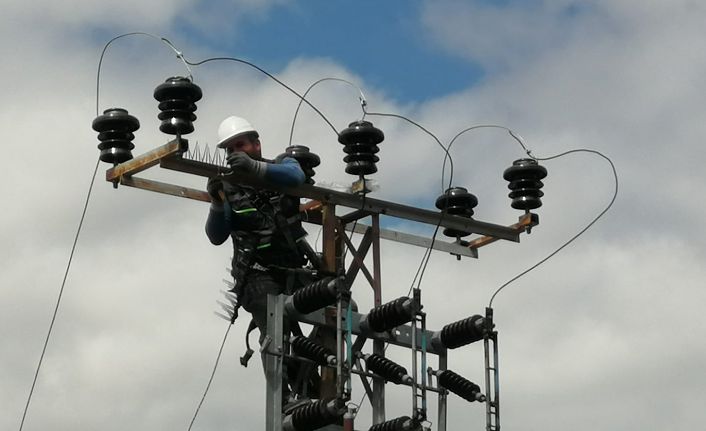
xmin=368 ymin=416 xmax=421 ymax=431
xmin=437 ymin=369 xmax=485 ymax=403
xmin=362 ymin=297 xmax=415 ymax=333
xmin=153 ymin=76 xmax=202 ymax=135
xmin=338 ymin=120 xmax=384 ymax=176
xmin=278 ymin=145 xmax=321 ymax=184
xmin=503 ymin=158 xmax=547 ymax=210
xmin=363 ymin=353 xmax=412 ymax=385
xmin=285 ymin=398 xmax=343 ymax=431
xmin=432 ymin=315 xmax=488 ymax=350
xmin=292 ymin=277 xmax=339 ymax=314
xmin=291 ymin=335 xmax=336 ymax=366
xmin=435 ymin=187 xmax=478 ymax=238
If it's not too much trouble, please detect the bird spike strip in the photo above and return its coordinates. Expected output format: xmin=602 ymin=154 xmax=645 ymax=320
xmin=184 ymin=141 xmax=227 ymax=167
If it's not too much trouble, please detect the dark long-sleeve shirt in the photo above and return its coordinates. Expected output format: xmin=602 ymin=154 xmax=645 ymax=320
xmin=205 ymin=157 xmax=305 ymax=245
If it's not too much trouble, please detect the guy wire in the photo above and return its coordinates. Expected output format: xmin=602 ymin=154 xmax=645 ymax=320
xmin=488 ymin=148 xmax=618 ymax=308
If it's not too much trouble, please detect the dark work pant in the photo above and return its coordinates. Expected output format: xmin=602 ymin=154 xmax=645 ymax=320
xmin=239 ymin=271 xmax=294 ymax=397
xmin=238 ymin=270 xmax=317 ymax=399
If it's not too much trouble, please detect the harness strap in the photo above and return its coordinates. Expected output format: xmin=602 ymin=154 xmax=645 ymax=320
xmin=240 ymin=318 xmax=258 ymax=367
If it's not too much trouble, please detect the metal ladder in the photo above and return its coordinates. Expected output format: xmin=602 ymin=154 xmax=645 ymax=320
xmin=484 ymin=307 xmax=500 ymax=431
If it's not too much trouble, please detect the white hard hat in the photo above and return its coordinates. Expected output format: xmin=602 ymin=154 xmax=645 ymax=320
xmin=217 ymin=116 xmax=258 ymax=148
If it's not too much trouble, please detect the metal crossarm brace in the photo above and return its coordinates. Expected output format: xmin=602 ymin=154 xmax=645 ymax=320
xmin=342 ymin=226 xmax=375 ymax=287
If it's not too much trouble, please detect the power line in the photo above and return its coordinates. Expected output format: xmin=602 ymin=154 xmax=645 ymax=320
xmin=488 ymin=148 xmax=618 ymax=307
xmin=188 ymin=323 xmax=233 ymax=431
xmin=18 ymin=158 xmax=101 ymax=431
xmin=184 ymin=56 xmax=340 ymax=139
xmin=21 ymin=31 xmax=192 ymax=431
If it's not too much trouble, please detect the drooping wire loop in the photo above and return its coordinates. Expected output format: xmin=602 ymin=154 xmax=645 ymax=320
xmin=288 ymin=77 xmax=367 ymax=149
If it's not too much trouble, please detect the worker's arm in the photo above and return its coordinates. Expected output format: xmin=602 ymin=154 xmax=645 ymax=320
xmin=264 ymin=156 xmax=306 ymax=186
xmin=228 ymin=153 xmax=305 ymax=187
xmin=205 ymin=178 xmax=230 ymax=245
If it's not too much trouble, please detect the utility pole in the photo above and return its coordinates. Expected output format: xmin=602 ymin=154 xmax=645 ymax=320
xmin=93 ymin=75 xmax=548 ymax=431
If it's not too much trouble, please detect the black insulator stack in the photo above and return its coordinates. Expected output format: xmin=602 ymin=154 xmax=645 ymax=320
xmin=290 ymin=398 xmax=342 ymax=431
xmin=503 ymin=158 xmax=548 ymax=210
xmin=437 ymin=369 xmax=485 ymax=403
xmin=291 ymin=335 xmax=335 ymax=366
xmin=338 ymin=120 xmax=384 ymax=176
xmin=280 ymin=145 xmax=321 ymax=184
xmin=153 ymin=76 xmax=203 ymax=135
xmin=368 ymin=416 xmax=421 ymax=431
xmin=364 ymin=354 xmax=410 ymax=385
xmin=92 ymin=108 xmax=140 ymax=165
xmin=292 ymin=277 xmax=338 ymax=314
xmin=364 ymin=297 xmax=415 ymax=333
xmin=439 ymin=315 xmax=486 ymax=349
xmin=435 ymin=186 xmax=478 ymax=238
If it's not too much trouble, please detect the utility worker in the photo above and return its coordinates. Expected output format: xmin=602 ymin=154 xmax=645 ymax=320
xmin=205 ymin=115 xmax=315 ymax=402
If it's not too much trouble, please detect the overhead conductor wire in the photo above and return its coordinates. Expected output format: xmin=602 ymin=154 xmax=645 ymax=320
xmin=361 ymin=107 xmax=455 ymax=297
xmin=183 ymin=55 xmax=339 ymax=138
xmin=18 ymin=162 xmax=100 ymax=431
xmin=19 ymin=33 xmax=193 ymax=431
xmin=187 ymin=323 xmax=232 ymax=431
xmin=488 ymin=146 xmax=618 ymax=308
xmin=348 ymin=107 xmax=454 ymax=413
xmin=442 ymin=125 xmax=618 ymax=307
xmin=287 ymin=77 xmax=368 ymax=257
xmin=288 ymin=77 xmax=367 ymax=148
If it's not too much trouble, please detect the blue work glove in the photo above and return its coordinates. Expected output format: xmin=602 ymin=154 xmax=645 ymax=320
xmin=227 ymin=152 xmax=267 ymax=179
